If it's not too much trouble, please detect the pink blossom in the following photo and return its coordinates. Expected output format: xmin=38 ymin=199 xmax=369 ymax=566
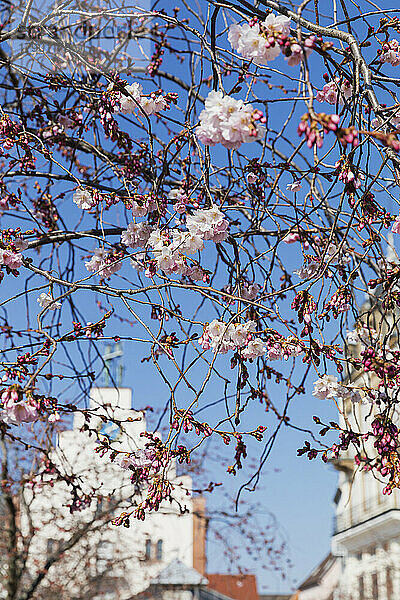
xmin=85 ymin=248 xmax=122 ymax=279
xmin=286 ymin=180 xmax=302 ymax=192
xmin=380 ymin=39 xmax=400 ymax=66
xmin=247 ymin=172 xmax=258 ymax=184
xmin=392 ymin=215 xmax=400 ymax=234
xmin=196 ymin=91 xmax=265 ymax=149
xmin=1 ymin=390 xmax=39 ymax=424
xmin=0 ymin=249 xmax=23 ymax=269
xmin=283 ymin=231 xmax=301 ymax=244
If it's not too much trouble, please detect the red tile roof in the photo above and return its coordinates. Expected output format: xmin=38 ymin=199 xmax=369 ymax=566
xmin=206 ymin=574 xmax=259 ymax=600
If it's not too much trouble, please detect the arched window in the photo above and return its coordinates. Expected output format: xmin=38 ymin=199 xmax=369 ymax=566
xmin=156 ymin=539 xmax=163 ymax=561
xmin=145 ymin=538 xmax=152 ymax=561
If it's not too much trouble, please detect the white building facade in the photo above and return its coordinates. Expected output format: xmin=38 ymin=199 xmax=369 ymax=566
xmin=295 ymin=303 xmax=400 ymax=600
xmin=21 ymin=386 xmax=206 ymax=600
xmin=331 ymin=304 xmax=400 ymax=600
xmin=331 ymin=400 xmax=400 ymax=600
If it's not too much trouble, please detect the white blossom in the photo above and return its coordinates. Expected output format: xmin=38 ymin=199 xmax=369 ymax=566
xmin=286 ymin=181 xmax=302 ymax=192
xmin=119 ymin=82 xmax=142 ymax=113
xmin=313 ymin=374 xmax=339 ymax=400
xmin=121 ymin=222 xmax=152 ymax=249
xmin=228 ymin=14 xmax=290 ymax=65
xmin=196 ymin=91 xmax=264 ymax=149
xmin=37 ymin=292 xmax=61 ymax=310
xmin=73 ymin=188 xmax=97 ymax=210
xmin=294 ymin=260 xmax=320 ymax=280
xmin=241 ymin=338 xmax=267 ymax=360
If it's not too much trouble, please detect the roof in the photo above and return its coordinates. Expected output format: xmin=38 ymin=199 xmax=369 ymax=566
xmin=151 ymin=560 xmax=208 ymax=587
xmin=206 ymin=574 xmax=259 ymax=600
xmin=131 ymin=562 xmax=237 ymax=600
xmin=298 ymin=554 xmax=337 ymax=591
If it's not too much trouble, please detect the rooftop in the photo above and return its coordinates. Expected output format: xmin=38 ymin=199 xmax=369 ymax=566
xmin=206 ymin=573 xmax=259 ymax=600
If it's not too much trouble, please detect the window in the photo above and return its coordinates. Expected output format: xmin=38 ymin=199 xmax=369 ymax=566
xmin=145 ymin=538 xmax=152 ymax=561
xmin=358 ymin=575 xmax=364 ymax=600
xmin=156 ymin=539 xmax=163 ymax=561
xmin=47 ymin=538 xmax=59 ymax=556
xmin=387 ymin=567 xmax=393 ymax=600
xmin=372 ymin=573 xmax=378 ymax=599
xmin=95 ymin=497 xmax=104 ymax=517
xmin=97 ymin=541 xmax=113 ymax=573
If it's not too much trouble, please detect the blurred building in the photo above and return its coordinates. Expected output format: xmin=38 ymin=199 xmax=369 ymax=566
xmin=290 ymin=554 xmax=338 ymax=600
xmin=132 ymin=559 xmax=236 ymax=600
xmin=331 ymin=298 xmax=400 ymax=599
xmin=206 ymin=574 xmax=258 ymax=600
xmin=21 ymin=385 xmax=207 ymax=599
xmin=294 ymin=294 xmax=400 ymax=599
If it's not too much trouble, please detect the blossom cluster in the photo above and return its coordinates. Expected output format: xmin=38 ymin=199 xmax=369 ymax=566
xmin=228 ymin=14 xmax=291 ymax=64
xmin=121 ymin=222 xmax=153 ymax=249
xmin=224 ymin=281 xmax=260 ymax=302
xmin=196 ymin=91 xmax=265 ymax=149
xmin=266 ymin=334 xmax=304 ymax=360
xmin=335 ymin=158 xmax=364 ymax=193
xmin=85 ymin=248 xmax=123 ymax=279
xmin=120 ymin=204 xmax=229 ymax=279
xmin=228 ymin=14 xmax=314 ymax=67
xmin=118 ymin=448 xmax=156 ymax=471
xmin=1 ymin=388 xmax=39 ymax=424
xmin=379 ymin=39 xmax=400 ymax=66
xmin=117 ymin=82 xmax=169 ymax=115
xmin=199 ymin=319 xmax=266 ymax=360
xmin=313 ymin=374 xmax=362 ymax=403
xmin=316 ymin=78 xmax=352 ymax=105
xmin=294 ymin=257 xmax=321 ymax=280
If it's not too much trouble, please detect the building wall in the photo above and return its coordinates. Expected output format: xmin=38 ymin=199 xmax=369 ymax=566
xmin=333 ymin=541 xmax=400 ymax=600
xmin=192 ymin=496 xmax=207 ymax=576
xmin=331 ymin=309 xmax=400 ymax=600
xmin=295 ymin=557 xmax=339 ymax=600
xmin=21 ymin=387 xmax=197 ymax=599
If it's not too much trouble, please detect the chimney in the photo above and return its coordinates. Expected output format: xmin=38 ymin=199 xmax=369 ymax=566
xmin=192 ymin=495 xmax=207 ymax=575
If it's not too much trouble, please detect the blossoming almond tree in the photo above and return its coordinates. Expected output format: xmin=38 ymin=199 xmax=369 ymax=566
xmin=1 ymin=0 xmax=400 ymax=566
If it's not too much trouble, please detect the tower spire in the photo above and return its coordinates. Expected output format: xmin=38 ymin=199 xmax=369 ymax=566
xmin=102 ymin=341 xmax=124 ymax=387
